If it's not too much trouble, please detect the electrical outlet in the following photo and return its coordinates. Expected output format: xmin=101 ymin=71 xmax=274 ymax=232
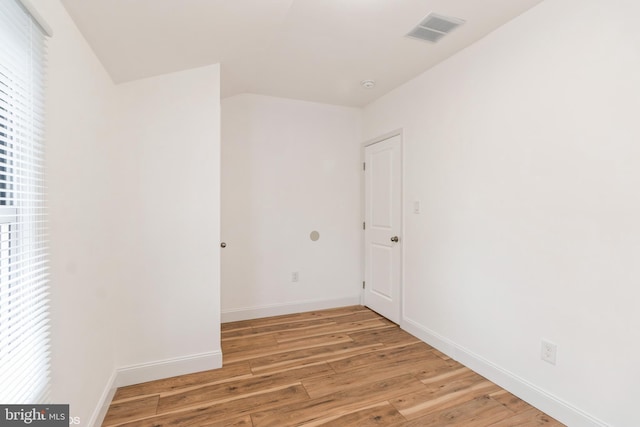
xmin=291 ymin=272 xmax=299 ymax=282
xmin=541 ymin=340 xmax=557 ymax=365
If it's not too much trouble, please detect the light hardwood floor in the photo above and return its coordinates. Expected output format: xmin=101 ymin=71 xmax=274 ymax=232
xmin=102 ymin=306 xmax=564 ymax=426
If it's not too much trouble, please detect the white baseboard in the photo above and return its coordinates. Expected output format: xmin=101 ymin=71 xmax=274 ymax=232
xmin=221 ymin=297 xmax=361 ymax=322
xmin=114 ymin=350 xmax=223 ymax=388
xmin=89 ymin=369 xmax=117 ymax=427
xmin=401 ymin=317 xmax=609 ymax=427
xmin=90 ymin=351 xmax=222 ymax=427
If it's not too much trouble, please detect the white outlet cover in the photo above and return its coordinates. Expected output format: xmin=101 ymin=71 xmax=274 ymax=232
xmin=541 ymin=340 xmax=557 ymax=365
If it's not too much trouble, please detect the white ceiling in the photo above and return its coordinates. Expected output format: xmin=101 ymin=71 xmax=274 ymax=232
xmin=60 ymin=0 xmax=544 ymax=107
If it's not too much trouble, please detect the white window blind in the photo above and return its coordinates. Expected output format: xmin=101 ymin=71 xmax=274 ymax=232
xmin=0 ymin=0 xmax=49 ymax=404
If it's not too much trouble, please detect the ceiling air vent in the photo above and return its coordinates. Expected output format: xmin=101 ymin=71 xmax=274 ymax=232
xmin=406 ymin=13 xmax=465 ymax=43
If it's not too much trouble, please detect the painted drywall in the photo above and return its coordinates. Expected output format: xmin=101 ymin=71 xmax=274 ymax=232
xmin=114 ymin=64 xmax=222 ymax=370
xmin=29 ymin=1 xmax=222 ymax=423
xmin=221 ymin=94 xmax=362 ymax=320
xmin=31 ymin=0 xmax=121 ymax=424
xmin=363 ymin=0 xmax=640 ymax=425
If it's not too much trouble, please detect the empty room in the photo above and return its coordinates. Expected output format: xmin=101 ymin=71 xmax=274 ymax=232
xmin=0 ymin=0 xmax=637 ymax=426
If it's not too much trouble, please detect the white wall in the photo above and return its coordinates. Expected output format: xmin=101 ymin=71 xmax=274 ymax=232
xmin=221 ymin=94 xmax=362 ymax=320
xmin=363 ymin=0 xmax=640 ymax=426
xmin=115 ymin=65 xmax=222 ymax=373
xmin=32 ymin=0 xmax=120 ymax=424
xmin=31 ymin=1 xmax=222 ymax=424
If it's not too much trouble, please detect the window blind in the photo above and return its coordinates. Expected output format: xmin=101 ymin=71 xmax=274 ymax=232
xmin=0 ymin=0 xmax=49 ymax=404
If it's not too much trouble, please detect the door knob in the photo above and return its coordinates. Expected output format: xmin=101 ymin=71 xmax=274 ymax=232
xmin=390 ymin=236 xmax=399 ymax=243
xmin=220 ymin=242 xmax=227 ymax=248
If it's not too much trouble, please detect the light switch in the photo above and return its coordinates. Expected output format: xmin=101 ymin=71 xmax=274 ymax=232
xmin=413 ymin=200 xmax=421 ymax=214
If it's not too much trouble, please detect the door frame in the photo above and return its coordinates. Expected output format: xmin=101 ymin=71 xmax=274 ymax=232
xmin=361 ymin=129 xmax=404 ymax=323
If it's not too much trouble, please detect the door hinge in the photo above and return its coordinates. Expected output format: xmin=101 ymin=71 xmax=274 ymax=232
xmin=363 ymin=221 xmax=366 ymax=230
xmin=363 ymin=162 xmax=366 ymax=171
xmin=362 ymin=281 xmax=365 ymax=289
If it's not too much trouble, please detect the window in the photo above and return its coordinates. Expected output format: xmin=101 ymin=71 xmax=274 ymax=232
xmin=0 ymin=0 xmax=49 ymax=403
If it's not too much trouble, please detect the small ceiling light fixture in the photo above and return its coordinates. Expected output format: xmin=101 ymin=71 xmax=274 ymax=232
xmin=361 ymin=79 xmax=376 ymax=89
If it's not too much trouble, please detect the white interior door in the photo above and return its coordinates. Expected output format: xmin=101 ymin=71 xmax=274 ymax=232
xmin=364 ymin=134 xmax=402 ymax=323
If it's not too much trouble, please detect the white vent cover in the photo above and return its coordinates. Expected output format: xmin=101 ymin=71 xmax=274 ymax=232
xmin=406 ymin=13 xmax=465 ymax=43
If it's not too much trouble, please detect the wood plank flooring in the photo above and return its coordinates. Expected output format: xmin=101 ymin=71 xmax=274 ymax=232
xmin=102 ymin=306 xmax=564 ymax=427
